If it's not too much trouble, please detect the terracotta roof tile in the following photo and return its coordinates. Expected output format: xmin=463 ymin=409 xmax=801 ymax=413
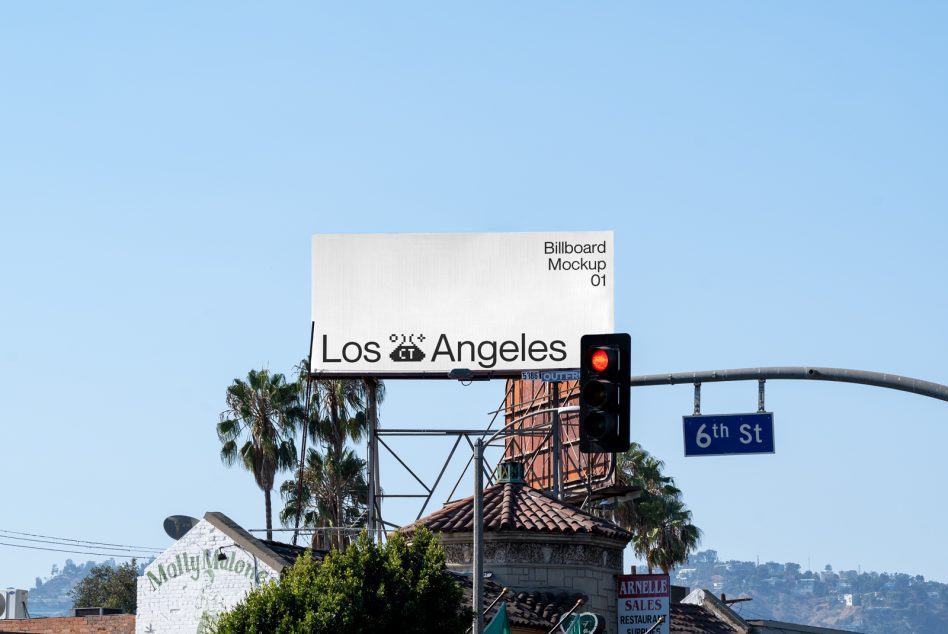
xmin=402 ymin=482 xmax=631 ymax=542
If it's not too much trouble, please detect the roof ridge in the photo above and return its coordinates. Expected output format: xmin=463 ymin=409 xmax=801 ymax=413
xmin=501 ymin=480 xmax=515 ymax=529
xmin=401 ymin=481 xmax=631 ymax=541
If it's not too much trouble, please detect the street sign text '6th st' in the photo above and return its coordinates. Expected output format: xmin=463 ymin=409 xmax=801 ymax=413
xmin=682 ymin=413 xmax=775 ymax=457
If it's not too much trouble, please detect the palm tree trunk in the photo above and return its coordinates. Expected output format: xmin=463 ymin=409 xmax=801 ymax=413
xmin=329 ymin=396 xmax=345 ymax=549
xmin=336 ymin=494 xmax=345 ymax=550
xmin=265 ymin=488 xmax=273 ymax=541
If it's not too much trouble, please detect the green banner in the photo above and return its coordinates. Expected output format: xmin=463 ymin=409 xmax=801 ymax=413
xmin=484 ymin=602 xmax=510 ymax=634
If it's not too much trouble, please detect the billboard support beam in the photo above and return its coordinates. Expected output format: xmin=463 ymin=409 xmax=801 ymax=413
xmin=366 ymin=377 xmax=381 ymax=539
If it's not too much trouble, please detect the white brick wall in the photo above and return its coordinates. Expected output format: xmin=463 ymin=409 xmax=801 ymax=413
xmin=136 ymin=519 xmax=279 ymax=634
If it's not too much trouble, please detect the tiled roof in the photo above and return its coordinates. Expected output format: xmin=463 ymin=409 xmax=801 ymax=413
xmin=402 ymin=482 xmax=631 ymax=542
xmin=670 ymin=603 xmax=743 ymax=634
xmin=458 ymin=581 xmax=746 ymax=634
xmin=204 ymin=512 xmax=325 ymax=573
xmin=258 ymin=539 xmax=314 ymax=568
xmin=455 ymin=573 xmax=588 ymax=630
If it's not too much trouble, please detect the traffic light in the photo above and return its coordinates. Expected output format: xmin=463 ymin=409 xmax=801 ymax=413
xmin=579 ymin=333 xmax=630 ymax=453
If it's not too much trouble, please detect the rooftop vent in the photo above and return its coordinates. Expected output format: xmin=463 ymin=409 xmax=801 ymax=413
xmin=495 ymin=461 xmax=525 ymax=484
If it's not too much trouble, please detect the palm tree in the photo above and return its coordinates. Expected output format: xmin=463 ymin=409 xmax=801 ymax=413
xmin=285 ymin=360 xmax=384 ymax=549
xmin=637 ymin=494 xmax=702 ymax=574
xmin=611 ymin=442 xmax=702 ymax=573
xmin=218 ymin=368 xmax=301 ymax=540
xmin=313 ymin=378 xmax=367 ymax=456
xmin=280 ymin=446 xmax=368 ymax=550
xmin=291 ymin=360 xmax=376 ymax=465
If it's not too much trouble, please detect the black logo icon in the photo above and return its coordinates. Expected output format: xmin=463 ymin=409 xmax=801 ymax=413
xmin=389 ymin=333 xmax=426 ymax=362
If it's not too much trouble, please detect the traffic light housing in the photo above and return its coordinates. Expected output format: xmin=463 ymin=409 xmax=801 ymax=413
xmin=579 ymin=333 xmax=630 ymax=453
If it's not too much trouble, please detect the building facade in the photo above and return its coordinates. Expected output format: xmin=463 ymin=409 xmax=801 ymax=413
xmin=136 ymin=512 xmax=304 ymax=634
xmin=401 ymin=463 xmax=632 ymax=634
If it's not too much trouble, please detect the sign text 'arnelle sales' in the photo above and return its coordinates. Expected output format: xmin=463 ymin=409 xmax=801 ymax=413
xmin=617 ymin=574 xmax=670 ymax=634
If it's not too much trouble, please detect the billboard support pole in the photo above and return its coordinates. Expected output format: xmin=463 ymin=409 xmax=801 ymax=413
xmin=293 ymin=324 xmax=318 ymax=546
xmin=366 ymin=377 xmax=380 ymax=540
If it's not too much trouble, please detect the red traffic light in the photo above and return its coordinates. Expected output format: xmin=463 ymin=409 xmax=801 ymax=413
xmin=580 ymin=333 xmax=631 ymax=453
xmin=591 ymin=348 xmax=611 ymax=373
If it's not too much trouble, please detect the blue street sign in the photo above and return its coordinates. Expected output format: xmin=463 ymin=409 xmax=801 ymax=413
xmin=682 ymin=412 xmax=775 ymax=457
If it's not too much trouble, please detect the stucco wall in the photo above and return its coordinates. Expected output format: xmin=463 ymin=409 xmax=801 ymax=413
xmin=135 ymin=519 xmax=279 ymax=634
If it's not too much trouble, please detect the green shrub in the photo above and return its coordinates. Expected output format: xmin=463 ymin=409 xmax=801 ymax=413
xmin=213 ymin=528 xmax=469 ymax=634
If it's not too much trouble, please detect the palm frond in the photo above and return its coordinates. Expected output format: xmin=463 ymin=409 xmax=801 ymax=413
xmin=218 ymin=367 xmax=306 ymax=533
xmin=219 ymin=440 xmax=239 ymax=466
xmin=611 ymin=443 xmax=702 ymax=573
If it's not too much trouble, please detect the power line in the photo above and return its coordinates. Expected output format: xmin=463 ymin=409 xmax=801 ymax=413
xmin=0 ymin=533 xmax=163 ymax=554
xmin=0 ymin=540 xmax=156 ymax=559
xmin=0 ymin=528 xmax=164 ymax=552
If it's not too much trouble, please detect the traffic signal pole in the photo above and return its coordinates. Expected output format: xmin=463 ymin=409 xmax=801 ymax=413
xmin=629 ymin=366 xmax=948 ymax=403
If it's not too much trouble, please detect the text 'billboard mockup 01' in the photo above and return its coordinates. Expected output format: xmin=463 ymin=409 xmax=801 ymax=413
xmin=311 ymin=231 xmax=614 ymax=377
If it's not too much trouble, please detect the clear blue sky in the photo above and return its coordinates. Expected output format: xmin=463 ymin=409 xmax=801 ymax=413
xmin=2 ymin=3 xmax=947 ymax=591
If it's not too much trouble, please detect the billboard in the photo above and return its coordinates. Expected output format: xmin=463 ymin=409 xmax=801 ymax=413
xmin=310 ymin=231 xmax=614 ymax=377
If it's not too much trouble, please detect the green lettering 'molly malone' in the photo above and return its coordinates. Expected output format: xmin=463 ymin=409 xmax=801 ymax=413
xmin=146 ymin=549 xmax=272 ymax=591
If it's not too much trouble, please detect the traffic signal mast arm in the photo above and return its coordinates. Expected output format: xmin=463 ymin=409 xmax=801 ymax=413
xmin=629 ymin=366 xmax=948 ymax=404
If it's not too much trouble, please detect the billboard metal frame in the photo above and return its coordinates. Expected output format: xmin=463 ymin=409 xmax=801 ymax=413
xmin=363 ymin=380 xmax=616 ymax=539
xmin=296 ymin=358 xmax=948 ymax=543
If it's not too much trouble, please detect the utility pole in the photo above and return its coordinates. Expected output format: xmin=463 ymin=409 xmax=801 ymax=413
xmin=473 ymin=438 xmax=484 ymax=634
xmin=366 ymin=377 xmax=380 ymax=539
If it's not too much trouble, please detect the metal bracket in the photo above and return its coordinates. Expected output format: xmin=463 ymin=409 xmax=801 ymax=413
xmin=758 ymin=379 xmax=766 ymax=413
xmin=693 ymin=383 xmax=701 ymax=415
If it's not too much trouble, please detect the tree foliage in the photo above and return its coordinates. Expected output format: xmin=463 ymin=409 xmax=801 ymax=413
xmin=282 ymin=360 xmax=383 ymax=550
xmin=611 ymin=442 xmax=701 ymax=573
xmin=218 ymin=368 xmax=301 ymax=540
xmin=280 ymin=446 xmax=368 ymax=551
xmin=68 ymin=560 xmax=138 ymax=614
xmin=212 ymin=528 xmax=470 ymax=634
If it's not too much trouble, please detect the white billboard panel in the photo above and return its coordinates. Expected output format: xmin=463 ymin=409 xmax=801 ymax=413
xmin=310 ymin=231 xmax=614 ymax=377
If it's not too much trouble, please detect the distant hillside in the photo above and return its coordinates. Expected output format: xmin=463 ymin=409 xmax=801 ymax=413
xmin=25 ymin=559 xmax=101 ymax=617
xmin=26 ymin=558 xmax=150 ymax=617
xmin=671 ymin=550 xmax=948 ymax=634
